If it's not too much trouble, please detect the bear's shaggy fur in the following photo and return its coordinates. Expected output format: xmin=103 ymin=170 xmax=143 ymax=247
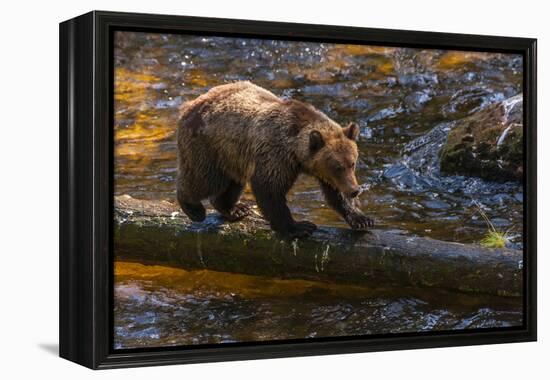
xmin=176 ymin=81 xmax=373 ymax=237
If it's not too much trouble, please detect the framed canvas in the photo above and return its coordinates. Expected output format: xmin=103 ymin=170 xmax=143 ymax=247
xmin=59 ymin=11 xmax=537 ymax=369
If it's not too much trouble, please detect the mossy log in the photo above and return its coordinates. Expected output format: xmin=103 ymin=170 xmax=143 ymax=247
xmin=114 ymin=195 xmax=522 ymax=297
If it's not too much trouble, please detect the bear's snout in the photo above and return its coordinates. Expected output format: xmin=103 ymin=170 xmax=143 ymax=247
xmin=340 ymin=173 xmax=360 ymax=198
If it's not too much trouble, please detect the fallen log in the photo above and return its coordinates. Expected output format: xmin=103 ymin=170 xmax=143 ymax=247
xmin=114 ymin=195 xmax=523 ymax=297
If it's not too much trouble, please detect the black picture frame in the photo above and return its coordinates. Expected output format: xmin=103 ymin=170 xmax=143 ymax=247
xmin=59 ymin=10 xmax=537 ymax=369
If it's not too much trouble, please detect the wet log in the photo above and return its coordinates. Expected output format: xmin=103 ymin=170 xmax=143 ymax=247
xmin=114 ymin=195 xmax=522 ymax=297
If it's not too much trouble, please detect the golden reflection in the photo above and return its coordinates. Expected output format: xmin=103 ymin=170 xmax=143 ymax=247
xmin=114 ymin=66 xmax=177 ymax=173
xmin=437 ymin=51 xmax=498 ymax=69
xmin=114 ymin=67 xmax=160 ymax=104
xmin=115 ymin=261 xmax=379 ymax=299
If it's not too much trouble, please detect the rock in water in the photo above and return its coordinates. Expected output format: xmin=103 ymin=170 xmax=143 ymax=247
xmin=439 ymin=95 xmax=523 ymax=182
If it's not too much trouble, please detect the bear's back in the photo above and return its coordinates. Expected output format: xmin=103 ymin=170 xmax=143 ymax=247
xmin=181 ymin=81 xmax=281 ymax=119
xmin=177 ymin=82 xmax=292 ymax=181
xmin=178 ymin=81 xmax=294 ymax=142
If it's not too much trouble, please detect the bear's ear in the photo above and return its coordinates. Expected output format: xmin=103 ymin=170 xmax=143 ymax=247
xmin=344 ymin=122 xmax=360 ymax=141
xmin=309 ymin=130 xmax=325 ymax=153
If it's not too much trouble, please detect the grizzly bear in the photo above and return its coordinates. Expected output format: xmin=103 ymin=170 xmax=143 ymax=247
xmin=176 ymin=81 xmax=373 ymax=237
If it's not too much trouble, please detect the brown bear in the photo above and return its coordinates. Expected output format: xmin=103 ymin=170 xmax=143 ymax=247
xmin=176 ymin=81 xmax=373 ymax=237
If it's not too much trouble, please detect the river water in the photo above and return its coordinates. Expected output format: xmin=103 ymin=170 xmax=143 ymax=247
xmin=114 ymin=262 xmax=521 ymax=349
xmin=113 ymin=31 xmax=524 ymax=349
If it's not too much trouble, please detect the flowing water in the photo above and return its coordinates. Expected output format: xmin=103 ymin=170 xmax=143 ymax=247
xmin=114 ymin=262 xmax=521 ymax=349
xmin=113 ymin=32 xmax=524 ymax=349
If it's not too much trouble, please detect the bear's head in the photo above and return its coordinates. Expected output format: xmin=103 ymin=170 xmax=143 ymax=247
xmin=307 ymin=122 xmax=361 ymax=198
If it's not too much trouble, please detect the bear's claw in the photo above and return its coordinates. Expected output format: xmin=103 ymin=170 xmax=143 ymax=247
xmin=287 ymin=220 xmax=318 ymax=238
xmin=223 ymin=203 xmax=252 ymax=222
xmin=347 ymin=213 xmax=374 ymax=231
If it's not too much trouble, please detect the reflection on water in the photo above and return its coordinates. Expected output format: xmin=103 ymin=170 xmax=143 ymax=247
xmin=114 ymin=262 xmax=522 ymax=349
xmin=113 ymin=32 xmax=524 ymax=349
xmin=114 ymin=31 xmax=523 ymax=245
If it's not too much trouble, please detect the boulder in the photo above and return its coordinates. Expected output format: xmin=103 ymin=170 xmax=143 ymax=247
xmin=440 ymin=95 xmax=523 ymax=182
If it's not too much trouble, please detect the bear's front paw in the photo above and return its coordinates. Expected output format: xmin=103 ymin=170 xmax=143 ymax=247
xmin=224 ymin=203 xmax=252 ymax=222
xmin=347 ymin=213 xmax=374 ymax=231
xmin=288 ymin=221 xmax=318 ymax=238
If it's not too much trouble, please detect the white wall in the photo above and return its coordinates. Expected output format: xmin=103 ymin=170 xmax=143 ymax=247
xmin=0 ymin=0 xmax=545 ymax=378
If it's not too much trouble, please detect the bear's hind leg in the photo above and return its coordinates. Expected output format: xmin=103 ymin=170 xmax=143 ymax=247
xmin=177 ymin=187 xmax=206 ymax=222
xmin=210 ymin=180 xmax=252 ymax=222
